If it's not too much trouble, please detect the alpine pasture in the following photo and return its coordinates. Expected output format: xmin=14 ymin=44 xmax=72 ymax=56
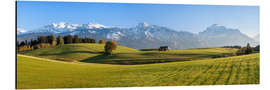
xmin=17 ymin=43 xmax=259 ymax=89
xmin=21 ymin=43 xmax=238 ymax=64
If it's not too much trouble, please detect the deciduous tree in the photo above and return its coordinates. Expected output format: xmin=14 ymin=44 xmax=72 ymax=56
xmin=64 ymin=35 xmax=73 ymax=44
xmin=57 ymin=36 xmax=64 ymax=46
xmin=73 ymin=35 xmax=80 ymax=43
xmin=104 ymin=40 xmax=117 ymax=55
xmin=99 ymin=40 xmax=105 ymax=44
xmin=245 ymin=43 xmax=253 ymax=54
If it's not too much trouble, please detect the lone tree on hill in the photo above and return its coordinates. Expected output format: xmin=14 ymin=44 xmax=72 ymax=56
xmin=99 ymin=40 xmax=105 ymax=44
xmin=104 ymin=40 xmax=118 ymax=55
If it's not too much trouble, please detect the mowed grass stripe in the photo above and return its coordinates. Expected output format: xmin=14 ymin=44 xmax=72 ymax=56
xmin=247 ymin=59 xmax=251 ymax=84
xmin=237 ymin=56 xmax=258 ymax=84
xmin=157 ymin=64 xmax=195 ymax=86
xmin=178 ymin=65 xmax=199 ymax=85
xmin=212 ymin=60 xmax=230 ymax=85
xmin=254 ymin=57 xmax=260 ymax=83
xmin=187 ymin=64 xmax=214 ymax=85
xmin=199 ymin=61 xmax=222 ymax=85
xmin=216 ymin=58 xmax=237 ymax=85
xmin=150 ymin=64 xmax=189 ymax=85
xmin=232 ymin=58 xmax=243 ymax=84
xmin=249 ymin=57 xmax=260 ymax=84
xmin=17 ymin=53 xmax=259 ymax=89
xmin=239 ymin=58 xmax=249 ymax=84
xmin=225 ymin=59 xmax=236 ymax=85
xmin=227 ymin=58 xmax=243 ymax=85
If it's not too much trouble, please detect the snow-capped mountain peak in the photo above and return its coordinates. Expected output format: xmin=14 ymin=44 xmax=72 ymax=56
xmin=17 ymin=23 xmax=258 ymax=49
xmin=52 ymin=22 xmax=70 ymax=28
xmin=51 ymin=22 xmax=109 ymax=30
xmin=30 ymin=22 xmax=111 ymax=34
xmin=137 ymin=22 xmax=150 ymax=28
xmin=202 ymin=24 xmax=240 ymax=34
xmin=86 ymin=23 xmax=108 ymax=29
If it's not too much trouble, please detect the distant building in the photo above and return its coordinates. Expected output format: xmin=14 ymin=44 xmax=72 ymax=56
xmin=159 ymin=46 xmax=170 ymax=51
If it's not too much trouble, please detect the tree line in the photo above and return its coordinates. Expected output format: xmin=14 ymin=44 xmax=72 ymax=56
xmin=222 ymin=43 xmax=260 ymax=55
xmin=17 ymin=35 xmax=96 ymax=52
xmin=17 ymin=34 xmax=118 ymax=55
xmin=236 ymin=43 xmax=259 ymax=55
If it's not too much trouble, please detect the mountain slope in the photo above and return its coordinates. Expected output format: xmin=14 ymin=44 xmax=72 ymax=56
xmin=17 ymin=23 xmax=258 ymax=49
xmin=199 ymin=24 xmax=257 ymax=47
xmin=253 ymin=34 xmax=260 ymax=42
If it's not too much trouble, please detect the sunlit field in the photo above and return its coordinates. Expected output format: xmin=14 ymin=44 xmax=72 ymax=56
xmin=17 ymin=54 xmax=259 ymax=89
xmin=17 ymin=44 xmax=259 ymax=89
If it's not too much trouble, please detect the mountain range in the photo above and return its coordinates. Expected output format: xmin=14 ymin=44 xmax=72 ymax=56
xmin=17 ymin=22 xmax=259 ymax=49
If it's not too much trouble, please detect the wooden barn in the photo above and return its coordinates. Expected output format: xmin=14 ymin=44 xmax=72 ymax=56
xmin=159 ymin=46 xmax=170 ymax=51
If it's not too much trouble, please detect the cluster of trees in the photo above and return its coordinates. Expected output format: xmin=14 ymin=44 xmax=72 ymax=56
xmin=253 ymin=45 xmax=260 ymax=51
xmin=236 ymin=43 xmax=259 ymax=55
xmin=17 ymin=35 xmax=97 ymax=52
xmin=16 ymin=35 xmax=56 ymax=52
xmin=222 ymin=44 xmax=260 ymax=52
xmin=17 ymin=34 xmax=119 ymax=55
xmin=63 ymin=35 xmax=96 ymax=44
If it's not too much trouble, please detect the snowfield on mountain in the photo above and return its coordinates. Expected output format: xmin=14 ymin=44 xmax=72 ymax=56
xmin=17 ymin=22 xmax=259 ymax=49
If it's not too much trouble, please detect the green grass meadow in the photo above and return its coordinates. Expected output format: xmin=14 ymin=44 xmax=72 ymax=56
xmin=17 ymin=44 xmax=259 ymax=89
xmin=21 ymin=43 xmax=238 ymax=64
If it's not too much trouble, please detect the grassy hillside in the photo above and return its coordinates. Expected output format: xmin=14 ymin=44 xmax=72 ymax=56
xmin=17 ymin=53 xmax=259 ymax=89
xmin=21 ymin=43 xmax=238 ymax=64
xmin=21 ymin=43 xmax=139 ymax=62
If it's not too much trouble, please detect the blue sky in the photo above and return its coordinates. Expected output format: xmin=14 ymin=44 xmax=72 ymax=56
xmin=17 ymin=1 xmax=259 ymax=36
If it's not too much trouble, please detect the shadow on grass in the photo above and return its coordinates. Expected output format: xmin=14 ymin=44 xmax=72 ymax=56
xmin=79 ymin=51 xmax=235 ymax=65
xmin=33 ymin=49 xmax=236 ymax=65
xmin=141 ymin=52 xmax=235 ymax=58
xmin=80 ymin=54 xmax=191 ymax=65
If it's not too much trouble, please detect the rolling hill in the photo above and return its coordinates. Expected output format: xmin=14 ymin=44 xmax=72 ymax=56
xmin=17 ymin=53 xmax=259 ymax=89
xmin=21 ymin=43 xmax=139 ymax=62
xmin=20 ymin=43 xmax=238 ymax=65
